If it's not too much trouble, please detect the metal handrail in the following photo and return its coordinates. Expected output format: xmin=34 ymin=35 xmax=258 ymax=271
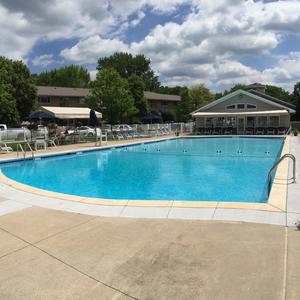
xmin=17 ymin=144 xmax=26 ymax=160
xmin=26 ymin=142 xmax=35 ymax=159
xmin=268 ymin=153 xmax=296 ymax=194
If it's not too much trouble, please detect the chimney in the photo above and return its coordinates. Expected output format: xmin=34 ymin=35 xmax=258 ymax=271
xmin=246 ymin=83 xmax=266 ymax=94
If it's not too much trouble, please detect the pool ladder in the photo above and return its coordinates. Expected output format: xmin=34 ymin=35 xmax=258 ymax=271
xmin=268 ymin=153 xmax=296 ymax=195
xmin=17 ymin=143 xmax=35 ymax=160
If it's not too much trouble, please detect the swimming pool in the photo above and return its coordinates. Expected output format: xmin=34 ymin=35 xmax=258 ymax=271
xmin=0 ymin=137 xmax=284 ymax=203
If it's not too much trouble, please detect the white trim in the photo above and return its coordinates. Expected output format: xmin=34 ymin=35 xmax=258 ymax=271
xmin=192 ymin=109 xmax=289 ymax=117
xmin=191 ymin=89 xmax=295 ymax=114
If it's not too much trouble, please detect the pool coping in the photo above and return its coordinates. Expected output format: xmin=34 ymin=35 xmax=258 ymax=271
xmin=0 ymin=135 xmax=290 ymax=213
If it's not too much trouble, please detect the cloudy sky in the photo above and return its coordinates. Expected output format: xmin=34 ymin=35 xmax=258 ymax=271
xmin=0 ymin=0 xmax=300 ymax=91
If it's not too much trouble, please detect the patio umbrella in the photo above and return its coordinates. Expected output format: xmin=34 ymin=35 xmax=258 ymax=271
xmin=28 ymin=111 xmax=54 ymax=121
xmin=142 ymin=113 xmax=161 ymax=123
xmin=89 ymin=109 xmax=99 ymax=127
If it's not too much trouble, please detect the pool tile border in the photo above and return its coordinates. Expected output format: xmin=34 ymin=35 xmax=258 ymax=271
xmin=0 ymin=135 xmax=290 ymax=213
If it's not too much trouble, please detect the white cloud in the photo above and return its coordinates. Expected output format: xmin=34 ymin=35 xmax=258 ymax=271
xmin=60 ymin=36 xmax=129 ymax=64
xmin=1 ymin=0 xmax=300 ymax=91
xmin=31 ymin=54 xmax=54 ymax=67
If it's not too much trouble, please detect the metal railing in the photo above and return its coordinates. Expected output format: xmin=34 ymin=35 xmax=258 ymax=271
xmin=26 ymin=142 xmax=35 ymax=159
xmin=17 ymin=143 xmax=35 ymax=160
xmin=268 ymin=153 xmax=296 ymax=195
xmin=17 ymin=144 xmax=25 ymax=160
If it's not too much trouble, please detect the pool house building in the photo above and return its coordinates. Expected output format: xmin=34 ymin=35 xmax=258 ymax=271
xmin=192 ymin=83 xmax=296 ymax=135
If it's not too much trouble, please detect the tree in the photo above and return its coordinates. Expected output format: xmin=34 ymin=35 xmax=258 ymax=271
xmin=33 ymin=65 xmax=90 ymax=88
xmin=189 ymin=84 xmax=215 ymax=111
xmin=97 ymin=52 xmax=160 ymax=91
xmin=215 ymin=84 xmax=247 ymax=99
xmin=0 ymin=85 xmax=19 ymax=125
xmin=291 ymin=82 xmax=300 ymax=120
xmin=0 ymin=56 xmax=36 ymax=123
xmin=128 ymin=75 xmax=149 ymax=117
xmin=265 ymin=85 xmax=290 ymax=102
xmin=86 ymin=68 xmax=137 ymax=124
xmin=11 ymin=60 xmax=37 ymax=120
xmin=176 ymin=87 xmax=192 ymax=122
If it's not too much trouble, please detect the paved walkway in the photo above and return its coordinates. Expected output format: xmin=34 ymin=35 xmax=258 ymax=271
xmin=0 ymin=206 xmax=300 ymax=299
xmin=0 ymin=136 xmax=300 ymax=298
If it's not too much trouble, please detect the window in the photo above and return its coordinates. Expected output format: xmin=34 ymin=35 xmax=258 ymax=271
xmin=226 ymin=103 xmax=257 ymax=110
xmin=246 ymin=116 xmax=255 ymax=127
xmin=226 ymin=104 xmax=235 ymax=110
xmin=247 ymin=104 xmax=257 ymax=109
xmin=269 ymin=116 xmax=279 ymax=127
xmin=257 ymin=116 xmax=268 ymax=127
xmin=79 ymin=98 xmax=85 ymax=105
xmin=226 ymin=117 xmax=236 ymax=127
xmin=161 ymin=101 xmax=168 ymax=106
xmin=38 ymin=96 xmax=50 ymax=103
xmin=216 ymin=117 xmax=226 ymax=126
xmin=205 ymin=117 xmax=214 ymax=127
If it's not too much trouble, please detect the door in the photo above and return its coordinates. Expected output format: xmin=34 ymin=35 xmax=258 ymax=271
xmin=237 ymin=117 xmax=245 ymax=134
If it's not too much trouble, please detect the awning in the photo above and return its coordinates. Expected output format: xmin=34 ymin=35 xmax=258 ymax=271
xmin=192 ymin=110 xmax=289 ymax=117
xmin=40 ymin=106 xmax=102 ymax=119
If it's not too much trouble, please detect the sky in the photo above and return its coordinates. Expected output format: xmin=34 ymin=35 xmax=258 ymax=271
xmin=0 ymin=0 xmax=300 ymax=92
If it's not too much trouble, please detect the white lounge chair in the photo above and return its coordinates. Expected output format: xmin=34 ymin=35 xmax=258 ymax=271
xmin=0 ymin=143 xmax=13 ymax=153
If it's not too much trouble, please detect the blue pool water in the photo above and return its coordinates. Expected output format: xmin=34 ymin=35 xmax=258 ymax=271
xmin=0 ymin=137 xmax=284 ymax=203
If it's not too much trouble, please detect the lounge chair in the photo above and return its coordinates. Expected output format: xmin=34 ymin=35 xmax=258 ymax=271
xmin=255 ymin=127 xmax=265 ymax=135
xmin=267 ymin=127 xmax=275 ymax=135
xmin=212 ymin=127 xmax=221 ymax=135
xmin=0 ymin=143 xmax=13 ymax=153
xmin=277 ymin=127 xmax=286 ymax=135
xmin=48 ymin=136 xmax=58 ymax=148
xmin=223 ymin=127 xmax=233 ymax=135
xmin=204 ymin=127 xmax=211 ymax=135
xmin=196 ymin=127 xmax=205 ymax=135
xmin=245 ymin=127 xmax=254 ymax=135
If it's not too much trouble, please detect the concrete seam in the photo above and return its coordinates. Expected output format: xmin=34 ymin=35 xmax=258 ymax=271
xmin=211 ymin=202 xmax=219 ymax=220
xmin=282 ymin=226 xmax=288 ymax=300
xmin=32 ymin=244 xmax=139 ymax=300
xmin=0 ymin=222 xmax=139 ymax=300
xmin=166 ymin=200 xmax=174 ymax=219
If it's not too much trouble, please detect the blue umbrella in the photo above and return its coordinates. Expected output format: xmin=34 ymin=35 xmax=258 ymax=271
xmin=28 ymin=111 xmax=54 ymax=121
xmin=89 ymin=110 xmax=99 ymax=127
xmin=142 ymin=113 xmax=161 ymax=123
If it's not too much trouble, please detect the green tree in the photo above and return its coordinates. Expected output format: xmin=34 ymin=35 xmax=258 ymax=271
xmin=291 ymin=82 xmax=300 ymax=120
xmin=0 ymin=56 xmax=36 ymax=122
xmin=86 ymin=68 xmax=137 ymax=124
xmin=11 ymin=60 xmax=37 ymax=120
xmin=215 ymin=84 xmax=247 ymax=99
xmin=33 ymin=65 xmax=90 ymax=88
xmin=0 ymin=85 xmax=19 ymax=125
xmin=128 ymin=74 xmax=149 ymax=117
xmin=97 ymin=52 xmax=160 ymax=91
xmin=176 ymin=87 xmax=192 ymax=122
xmin=265 ymin=85 xmax=290 ymax=101
xmin=189 ymin=84 xmax=215 ymax=111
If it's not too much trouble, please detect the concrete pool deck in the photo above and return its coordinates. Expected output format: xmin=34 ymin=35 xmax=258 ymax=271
xmin=0 ymin=136 xmax=300 ymax=299
xmin=0 ymin=206 xmax=300 ymax=299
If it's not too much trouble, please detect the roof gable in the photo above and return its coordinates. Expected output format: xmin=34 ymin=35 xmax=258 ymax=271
xmin=192 ymin=89 xmax=295 ymax=114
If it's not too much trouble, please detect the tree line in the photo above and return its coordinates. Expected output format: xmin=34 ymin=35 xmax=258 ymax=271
xmin=1 ymin=53 xmax=300 ymax=125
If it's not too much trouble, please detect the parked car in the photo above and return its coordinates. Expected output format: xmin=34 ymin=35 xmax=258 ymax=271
xmin=68 ymin=126 xmax=96 ymax=137
xmin=0 ymin=124 xmax=31 ymax=141
xmin=112 ymin=124 xmax=133 ymax=132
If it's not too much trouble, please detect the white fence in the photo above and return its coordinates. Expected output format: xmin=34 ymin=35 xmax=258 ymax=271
xmin=0 ymin=128 xmax=48 ymax=143
xmin=130 ymin=122 xmax=194 ymax=134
